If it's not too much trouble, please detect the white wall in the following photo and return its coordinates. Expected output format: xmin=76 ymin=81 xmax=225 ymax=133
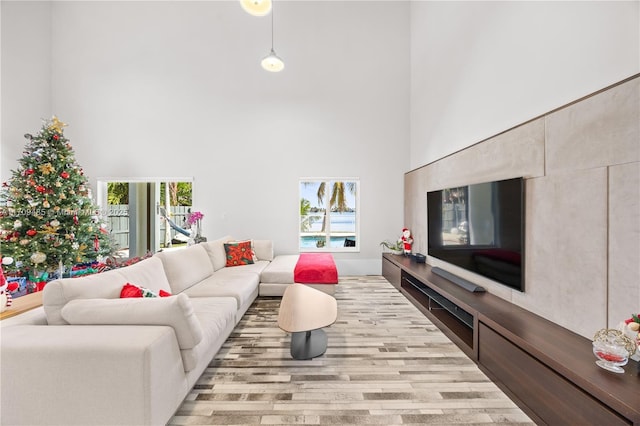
xmin=410 ymin=1 xmax=640 ymax=169
xmin=1 ymin=1 xmax=410 ymax=274
xmin=1 ymin=1 xmax=52 ymax=180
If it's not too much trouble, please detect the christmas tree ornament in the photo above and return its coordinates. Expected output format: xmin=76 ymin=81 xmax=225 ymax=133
xmin=39 ymin=163 xmax=54 ymax=175
xmin=43 ymin=199 xmax=50 ymax=208
xmin=13 ymin=220 xmax=22 ymax=229
xmin=60 ymin=171 xmax=69 ymax=179
xmin=30 ymin=252 xmax=46 ymax=264
xmin=26 ymin=229 xmax=37 ymax=237
xmin=41 ymin=225 xmax=59 ymax=235
xmin=94 ymin=235 xmax=100 ymax=251
xmin=48 ymin=116 xmax=67 ymax=133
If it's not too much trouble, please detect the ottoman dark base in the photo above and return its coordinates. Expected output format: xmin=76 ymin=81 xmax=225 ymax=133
xmin=290 ymin=329 xmax=328 ymax=360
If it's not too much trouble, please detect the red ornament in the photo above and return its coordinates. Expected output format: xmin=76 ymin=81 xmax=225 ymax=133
xmin=73 ymin=214 xmax=79 ymax=225
xmin=60 ymin=171 xmax=70 ymax=179
xmin=24 ymin=169 xmax=34 ymax=176
xmin=26 ymin=229 xmax=37 ymax=237
xmin=36 ymin=185 xmax=46 ymax=193
xmin=94 ymin=235 xmax=100 ymax=252
xmin=53 ymin=134 xmax=59 ymax=141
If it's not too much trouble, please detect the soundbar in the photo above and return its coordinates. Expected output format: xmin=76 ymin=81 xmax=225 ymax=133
xmin=431 ymin=267 xmax=485 ymax=293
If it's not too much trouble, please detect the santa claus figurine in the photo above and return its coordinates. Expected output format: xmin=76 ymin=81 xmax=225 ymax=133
xmin=400 ymin=228 xmax=413 ymax=255
xmin=0 ymin=257 xmax=19 ymax=313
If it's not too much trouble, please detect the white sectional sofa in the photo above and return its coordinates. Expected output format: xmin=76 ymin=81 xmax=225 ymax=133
xmin=0 ymin=236 xmax=276 ymax=426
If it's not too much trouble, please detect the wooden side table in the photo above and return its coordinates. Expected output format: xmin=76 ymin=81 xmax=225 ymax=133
xmin=0 ymin=292 xmax=43 ymax=320
xmin=277 ymin=284 xmax=337 ymax=360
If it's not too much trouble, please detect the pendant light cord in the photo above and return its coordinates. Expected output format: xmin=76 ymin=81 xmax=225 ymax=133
xmin=270 ymin=1 xmax=275 ymax=50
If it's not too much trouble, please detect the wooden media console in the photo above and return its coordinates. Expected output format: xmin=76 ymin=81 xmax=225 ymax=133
xmin=382 ymin=253 xmax=640 ymax=426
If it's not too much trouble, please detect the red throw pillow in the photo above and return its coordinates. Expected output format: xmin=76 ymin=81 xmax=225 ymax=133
xmin=120 ymin=283 xmax=171 ymax=298
xmin=224 ymin=241 xmax=255 ymax=267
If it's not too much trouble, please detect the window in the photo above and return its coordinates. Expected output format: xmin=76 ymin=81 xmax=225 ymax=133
xmin=299 ymin=179 xmax=359 ymax=252
xmin=96 ymin=178 xmax=194 ymax=258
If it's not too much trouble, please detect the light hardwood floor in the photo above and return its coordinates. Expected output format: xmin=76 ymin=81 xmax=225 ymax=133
xmin=169 ymin=276 xmax=535 ymax=425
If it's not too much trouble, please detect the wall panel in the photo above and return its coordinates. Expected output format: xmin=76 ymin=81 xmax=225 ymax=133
xmin=405 ymin=76 xmax=639 ymax=338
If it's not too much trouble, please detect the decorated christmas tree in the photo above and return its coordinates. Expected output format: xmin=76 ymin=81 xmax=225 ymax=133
xmin=0 ymin=116 xmax=114 ymax=287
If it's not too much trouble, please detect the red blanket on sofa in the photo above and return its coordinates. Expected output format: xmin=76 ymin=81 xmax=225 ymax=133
xmin=294 ymin=253 xmax=338 ymax=284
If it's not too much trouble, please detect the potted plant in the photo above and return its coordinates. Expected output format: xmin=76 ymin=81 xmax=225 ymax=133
xmin=380 ymin=240 xmax=404 ymax=255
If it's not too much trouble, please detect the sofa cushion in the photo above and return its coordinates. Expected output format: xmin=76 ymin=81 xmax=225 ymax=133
xmin=42 ymin=268 xmax=128 ymax=325
xmin=182 ymin=271 xmax=260 ymax=310
xmin=180 ymin=297 xmax=237 ymax=372
xmin=224 ymin=240 xmax=255 ymax=266
xmin=42 ymin=256 xmax=170 ymax=325
xmin=252 ymin=240 xmax=274 ymax=261
xmin=156 ymin=244 xmax=214 ymax=294
xmin=260 ymin=254 xmax=298 ymax=283
xmin=60 ymin=293 xmax=203 ymax=350
xmin=201 ymin=235 xmax=233 ymax=271
xmin=117 ymin=256 xmax=172 ymax=295
xmin=215 ymin=260 xmax=271 ymax=277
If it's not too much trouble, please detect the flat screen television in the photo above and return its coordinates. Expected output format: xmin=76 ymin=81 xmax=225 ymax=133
xmin=427 ymin=177 xmax=525 ymax=292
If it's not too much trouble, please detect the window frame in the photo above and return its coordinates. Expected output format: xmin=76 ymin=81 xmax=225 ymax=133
xmin=299 ymin=178 xmax=360 ymax=253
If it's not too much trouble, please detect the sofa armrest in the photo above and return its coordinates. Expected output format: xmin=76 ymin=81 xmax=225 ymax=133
xmin=0 ymin=324 xmax=188 ymax=425
xmin=60 ymin=293 xmax=203 ymax=349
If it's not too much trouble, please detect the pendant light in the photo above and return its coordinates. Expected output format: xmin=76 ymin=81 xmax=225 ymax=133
xmin=261 ymin=1 xmax=284 ymax=72
xmin=240 ymin=0 xmax=272 ymax=17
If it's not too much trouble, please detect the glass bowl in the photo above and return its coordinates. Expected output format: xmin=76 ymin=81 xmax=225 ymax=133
xmin=592 ymin=329 xmax=635 ymax=373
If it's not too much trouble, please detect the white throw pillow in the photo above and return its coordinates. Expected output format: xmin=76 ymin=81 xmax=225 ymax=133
xmin=252 ymin=240 xmax=274 ymax=261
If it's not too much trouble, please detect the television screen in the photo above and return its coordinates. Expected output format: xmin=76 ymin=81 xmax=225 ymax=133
xmin=427 ymin=177 xmax=524 ymax=291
